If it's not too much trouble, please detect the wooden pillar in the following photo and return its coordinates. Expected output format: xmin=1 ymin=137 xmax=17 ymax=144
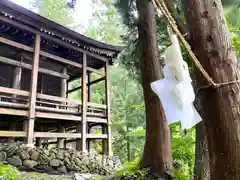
xmin=8 ymin=122 xmax=16 ymax=143
xmin=76 ymin=123 xmax=82 ymax=150
xmin=61 ymin=68 xmax=67 ymax=98
xmin=36 ymin=137 xmax=41 ymax=147
xmin=36 ymin=124 xmax=43 ymax=147
xmin=57 ymin=125 xmax=65 ymax=148
xmin=87 ymin=125 xmax=92 ymax=152
xmin=102 ymin=125 xmax=108 ymax=154
xmin=57 ymin=68 xmax=67 ymax=148
xmin=25 ymin=33 xmax=41 ymax=145
xmin=9 ymin=64 xmax=22 ymax=142
xmin=76 ymin=53 xmax=87 ymax=151
xmin=87 ymin=72 xmax=92 ymax=102
xmin=104 ymin=61 xmax=112 ymax=156
xmin=12 ymin=66 xmax=22 ymax=92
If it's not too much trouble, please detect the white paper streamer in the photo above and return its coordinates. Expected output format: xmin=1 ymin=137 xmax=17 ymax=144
xmin=151 ymin=28 xmax=202 ymax=129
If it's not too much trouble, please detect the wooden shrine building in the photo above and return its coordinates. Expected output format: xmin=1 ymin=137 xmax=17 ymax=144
xmin=0 ymin=0 xmax=122 ymax=155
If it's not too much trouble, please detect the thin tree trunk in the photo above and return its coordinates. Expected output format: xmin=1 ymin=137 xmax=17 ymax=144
xmin=183 ymin=0 xmax=240 ymax=179
xmin=127 ymin=125 xmax=131 ymax=162
xmin=194 ymin=122 xmax=210 ymax=180
xmin=136 ymin=0 xmax=172 ymax=177
xmin=193 ymin=79 xmax=210 ymax=180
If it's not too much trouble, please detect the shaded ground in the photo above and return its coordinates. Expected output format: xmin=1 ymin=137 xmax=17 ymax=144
xmin=19 ymin=172 xmax=74 ymax=180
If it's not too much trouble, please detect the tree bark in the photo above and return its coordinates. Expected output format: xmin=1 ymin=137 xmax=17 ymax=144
xmin=194 ymin=122 xmax=210 ymax=180
xmin=136 ymin=0 xmax=172 ymax=177
xmin=183 ymin=0 xmax=240 ymax=179
xmin=193 ymin=79 xmax=210 ymax=180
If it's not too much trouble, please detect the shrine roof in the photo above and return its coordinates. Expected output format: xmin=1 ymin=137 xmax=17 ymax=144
xmin=0 ymin=0 xmax=123 ymax=70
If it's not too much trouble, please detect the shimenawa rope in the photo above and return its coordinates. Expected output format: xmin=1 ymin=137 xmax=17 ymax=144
xmin=153 ymin=0 xmax=240 ymax=90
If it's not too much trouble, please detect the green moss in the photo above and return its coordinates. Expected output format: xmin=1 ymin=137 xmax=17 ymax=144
xmin=0 ymin=162 xmax=20 ymax=180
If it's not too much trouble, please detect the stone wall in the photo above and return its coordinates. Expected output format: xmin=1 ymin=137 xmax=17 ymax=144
xmin=0 ymin=142 xmax=121 ymax=175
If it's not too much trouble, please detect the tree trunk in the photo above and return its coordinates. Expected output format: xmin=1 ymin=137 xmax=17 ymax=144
xmin=194 ymin=122 xmax=210 ymax=180
xmin=136 ymin=0 xmax=172 ymax=177
xmin=183 ymin=0 xmax=240 ymax=179
xmin=193 ymin=79 xmax=210 ymax=180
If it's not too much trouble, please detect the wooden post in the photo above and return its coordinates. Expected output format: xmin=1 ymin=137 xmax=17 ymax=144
xmin=102 ymin=124 xmax=108 ymax=154
xmin=87 ymin=72 xmax=92 ymax=102
xmin=36 ymin=137 xmax=41 ymax=147
xmin=36 ymin=125 xmax=43 ymax=147
xmin=57 ymin=125 xmax=65 ymax=148
xmin=87 ymin=125 xmax=92 ymax=152
xmin=76 ymin=53 xmax=87 ymax=151
xmin=12 ymin=66 xmax=22 ymax=92
xmin=26 ymin=33 xmax=41 ymax=145
xmin=76 ymin=123 xmax=82 ymax=150
xmin=61 ymin=68 xmax=67 ymax=98
xmin=104 ymin=61 xmax=112 ymax=156
xmin=9 ymin=63 xmax=22 ymax=142
xmin=57 ymin=68 xmax=67 ymax=148
xmin=8 ymin=122 xmax=16 ymax=143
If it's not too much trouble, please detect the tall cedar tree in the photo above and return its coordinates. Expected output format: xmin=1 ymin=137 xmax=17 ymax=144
xmin=183 ymin=0 xmax=240 ymax=179
xmin=136 ymin=0 xmax=172 ymax=177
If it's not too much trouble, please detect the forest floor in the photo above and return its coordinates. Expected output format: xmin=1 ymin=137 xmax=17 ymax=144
xmin=19 ymin=172 xmax=74 ymax=180
xmin=19 ymin=172 xmax=108 ymax=180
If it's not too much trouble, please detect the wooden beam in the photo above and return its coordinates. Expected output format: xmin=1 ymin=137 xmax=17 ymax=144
xmin=0 ymin=108 xmax=28 ymax=116
xmin=0 ymin=36 xmax=33 ymax=51
xmin=0 ymin=16 xmax=109 ymax=62
xmin=0 ymin=107 xmax=82 ymax=121
xmin=0 ymin=56 xmax=69 ymax=79
xmin=36 ymin=100 xmax=77 ymax=108
xmin=47 ymin=133 xmax=108 ymax=145
xmin=0 ymin=101 xmax=27 ymax=109
xmin=0 ymin=36 xmax=103 ymax=75
xmin=37 ymin=93 xmax=81 ymax=105
xmin=87 ymin=134 xmax=108 ymax=139
xmin=0 ymin=131 xmax=26 ymax=137
xmin=67 ymin=76 xmax=105 ymax=94
xmin=35 ymin=111 xmax=81 ymax=121
xmin=27 ymin=33 xmax=41 ymax=145
xmin=0 ymin=86 xmax=29 ymax=96
xmin=87 ymin=102 xmax=106 ymax=109
xmin=0 ymin=95 xmax=28 ymax=102
xmin=104 ymin=61 xmax=112 ymax=156
xmin=34 ymin=132 xmax=81 ymax=138
xmin=35 ymin=106 xmax=78 ymax=114
xmin=87 ymin=117 xmax=107 ymax=124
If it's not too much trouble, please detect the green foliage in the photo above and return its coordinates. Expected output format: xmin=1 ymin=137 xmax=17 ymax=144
xmin=114 ymin=159 xmax=190 ymax=180
xmin=87 ymin=0 xmax=125 ymax=45
xmin=115 ymin=160 xmax=150 ymax=180
xmin=231 ymin=25 xmax=240 ymax=60
xmin=0 ymin=162 xmax=20 ymax=180
xmin=109 ymin=66 xmax=145 ymax=161
xmin=225 ymin=5 xmax=240 ymax=61
xmin=222 ymin=0 xmax=240 ymax=7
xmin=31 ymin=0 xmax=74 ymax=26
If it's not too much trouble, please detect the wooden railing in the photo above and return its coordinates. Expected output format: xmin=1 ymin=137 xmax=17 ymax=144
xmin=0 ymin=86 xmax=107 ymax=122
